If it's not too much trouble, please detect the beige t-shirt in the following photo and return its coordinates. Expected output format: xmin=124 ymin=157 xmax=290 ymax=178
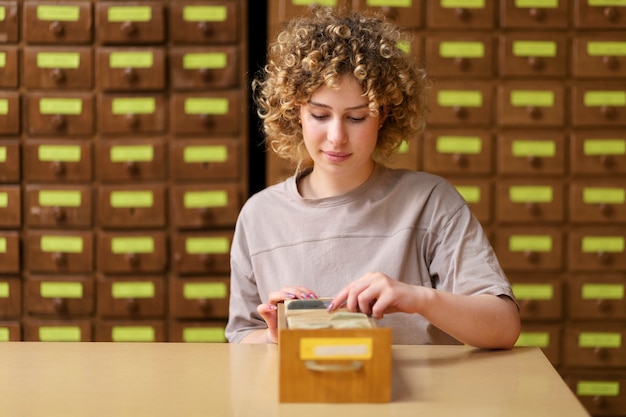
xmin=226 ymin=163 xmax=515 ymax=344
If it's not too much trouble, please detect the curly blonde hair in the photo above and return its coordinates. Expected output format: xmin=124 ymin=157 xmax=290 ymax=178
xmin=253 ymin=7 xmax=428 ymax=171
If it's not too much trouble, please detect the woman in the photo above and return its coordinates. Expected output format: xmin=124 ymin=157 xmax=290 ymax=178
xmin=226 ymin=7 xmax=520 ymax=348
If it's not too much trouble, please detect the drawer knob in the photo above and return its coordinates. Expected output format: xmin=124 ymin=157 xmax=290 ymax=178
xmin=602 ymin=56 xmax=619 ymax=70
xmin=50 ymin=115 xmax=67 ymax=131
xmin=198 ymin=68 xmax=213 ymax=82
xmin=200 ymin=114 xmax=215 ymax=127
xmin=125 ymin=253 xmax=140 ymax=268
xmin=200 ymin=207 xmax=213 ymax=222
xmin=126 ymin=298 xmax=140 ymax=314
xmin=380 ymin=7 xmax=399 ymax=20
xmin=52 ymin=207 xmax=66 ymax=223
xmin=454 ymin=57 xmax=470 ymax=71
xmin=49 ymin=68 xmax=66 ymax=84
xmin=527 ymin=155 xmax=542 ymax=168
xmin=48 ymin=21 xmax=65 ymax=37
xmin=600 ymin=155 xmax=615 ymax=169
xmin=600 ymin=105 xmax=617 ymax=119
xmin=123 ymin=67 xmax=138 ymax=83
xmin=526 ymin=106 xmax=542 ymax=119
xmin=452 ymin=106 xmax=468 ymax=119
xmin=603 ymin=7 xmax=619 ymax=22
xmin=595 ymin=298 xmax=611 ymax=312
xmin=125 ymin=161 xmax=139 ymax=176
xmin=53 ymin=298 xmax=68 ymax=314
xmin=593 ymin=346 xmax=609 ymax=360
xmin=592 ymin=395 xmax=607 ymax=408
xmin=200 ymin=254 xmax=214 ymax=268
xmin=525 ymin=202 xmax=541 ymax=216
xmin=451 ymin=153 xmax=468 ymax=168
xmin=598 ymin=203 xmax=613 ymax=217
xmin=198 ymin=298 xmax=213 ymax=314
xmin=597 ymin=251 xmax=612 ymax=265
xmin=51 ymin=161 xmax=66 ymax=177
xmin=528 ymin=8 xmax=546 ymax=21
xmin=52 ymin=252 xmax=67 ymax=267
xmin=197 ymin=21 xmax=213 ymax=37
xmin=526 ymin=56 xmax=544 ymax=71
xmin=523 ymin=250 xmax=539 ymax=263
xmin=125 ymin=113 xmax=140 ymax=128
xmin=121 ymin=21 xmax=138 ymax=37
xmin=455 ymin=8 xmax=470 ymax=21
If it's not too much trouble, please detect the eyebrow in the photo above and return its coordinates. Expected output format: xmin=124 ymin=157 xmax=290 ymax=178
xmin=308 ymin=100 xmax=369 ymax=111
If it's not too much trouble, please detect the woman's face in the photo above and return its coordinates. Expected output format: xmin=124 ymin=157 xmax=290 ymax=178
xmin=299 ymin=75 xmax=381 ymax=187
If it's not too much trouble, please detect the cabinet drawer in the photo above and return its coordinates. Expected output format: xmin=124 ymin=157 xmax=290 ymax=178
xmin=97 ymin=184 xmax=166 ymax=229
xmin=563 ymin=324 xmax=626 ymax=368
xmin=24 ymin=47 xmax=93 ymax=89
xmin=170 ymin=183 xmax=241 ymax=228
xmin=97 ymin=275 xmax=165 ymax=319
xmin=98 ymin=94 xmax=166 ymax=135
xmin=499 ymin=33 xmax=567 ymax=77
xmin=0 ymin=277 xmax=20 ymax=318
xmin=0 ymin=185 xmax=20 ymax=228
xmin=26 ymin=93 xmax=94 ymax=136
xmin=574 ymin=0 xmax=626 ymax=29
xmin=0 ymin=91 xmax=19 ymax=135
xmin=515 ymin=323 xmax=562 ymax=367
xmin=169 ymin=1 xmax=239 ymax=44
xmin=96 ymin=139 xmax=166 ymax=182
xmin=572 ymin=82 xmax=626 ymax=127
xmin=23 ymin=319 xmax=92 ymax=342
xmin=23 ymin=140 xmax=92 ymax=183
xmin=24 ymin=275 xmax=94 ymax=316
xmin=570 ymin=132 xmax=626 ymax=175
xmin=170 ymin=91 xmax=241 ymax=135
xmin=425 ymin=33 xmax=494 ymax=78
xmin=570 ymin=179 xmax=626 ymax=223
xmin=426 ymin=0 xmax=494 ymax=29
xmin=0 ymin=322 xmax=20 ymax=341
xmin=25 ymin=231 xmax=93 ymax=274
xmin=573 ymin=35 xmax=626 ymax=79
xmin=170 ymin=46 xmax=240 ymax=90
xmin=95 ymin=320 xmax=165 ymax=342
xmin=500 ymin=0 xmax=569 ymax=28
xmin=497 ymin=132 xmax=566 ymax=176
xmin=497 ymin=81 xmax=565 ymax=127
xmin=170 ymin=138 xmax=241 ymax=181
xmin=25 ymin=185 xmax=92 ymax=228
xmin=353 ymin=0 xmax=423 ymax=28
xmin=168 ymin=319 xmax=227 ymax=343
xmin=496 ymin=179 xmax=565 ymax=223
xmin=0 ymin=2 xmax=19 ymax=43
xmin=23 ymin=2 xmax=92 ymax=44
xmin=566 ymin=374 xmax=626 ymax=416
xmin=0 ymin=140 xmax=19 ymax=183
xmin=568 ymin=227 xmax=626 ymax=272
xmin=450 ymin=179 xmax=492 ymax=225
xmin=0 ymin=46 xmax=18 ymax=88
xmin=423 ymin=129 xmax=493 ymax=174
xmin=389 ymin=138 xmax=420 ymax=172
xmin=96 ymin=1 xmax=166 ymax=44
xmin=493 ymin=226 xmax=563 ymax=271
xmin=169 ymin=277 xmax=229 ymax=319
xmin=510 ymin=277 xmax=563 ymax=321
xmin=569 ymin=275 xmax=626 ymax=320
xmin=427 ymin=81 xmax=493 ymax=126
xmin=97 ymin=231 xmax=167 ymax=274
xmin=96 ymin=47 xmax=166 ymax=91
xmin=172 ymin=232 xmax=232 ymax=275
xmin=0 ymin=232 xmax=19 ymax=274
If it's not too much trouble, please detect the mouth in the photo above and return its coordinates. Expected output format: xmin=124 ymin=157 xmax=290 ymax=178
xmin=322 ymin=151 xmax=351 ymax=162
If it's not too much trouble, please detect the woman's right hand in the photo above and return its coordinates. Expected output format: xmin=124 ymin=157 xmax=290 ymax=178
xmin=256 ymin=286 xmax=318 ymax=343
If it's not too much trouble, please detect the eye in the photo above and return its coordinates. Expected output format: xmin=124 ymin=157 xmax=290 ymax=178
xmin=311 ymin=114 xmax=328 ymax=121
xmin=348 ymin=117 xmax=366 ymax=122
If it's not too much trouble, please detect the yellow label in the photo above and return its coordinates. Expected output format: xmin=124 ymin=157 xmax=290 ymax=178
xmin=0 ymin=7 xmax=5 ymax=21
xmin=183 ymin=327 xmax=226 ymax=343
xmin=37 ymin=52 xmax=80 ymax=69
xmin=40 ymin=98 xmax=82 ymax=115
xmin=183 ymin=6 xmax=227 ymax=22
xmin=183 ymin=146 xmax=228 ymax=163
xmin=110 ymin=145 xmax=154 ymax=162
xmin=509 ymin=186 xmax=553 ymax=203
xmin=587 ymin=42 xmax=626 ymax=56
xmin=37 ymin=5 xmax=80 ymax=21
xmin=112 ymin=98 xmax=156 ymax=115
xmin=40 ymin=236 xmax=83 ymax=253
xmin=515 ymin=332 xmax=550 ymax=348
xmin=577 ymin=381 xmax=620 ymax=397
xmin=112 ymin=282 xmax=155 ymax=299
xmin=589 ymin=0 xmax=626 ymax=4
xmin=397 ymin=41 xmax=411 ymax=54
xmin=39 ymin=326 xmax=81 ymax=342
xmin=40 ymin=282 xmax=83 ymax=299
xmin=437 ymin=91 xmax=482 ymax=107
xmin=509 ymin=235 xmax=552 ymax=252
xmin=584 ymin=91 xmax=626 ymax=107
xmin=111 ymin=237 xmax=154 ymax=254
xmin=110 ymin=191 xmax=154 ymax=208
xmin=38 ymin=145 xmax=81 ymax=162
xmin=512 ymin=140 xmax=556 ymax=157
xmin=0 ymin=328 xmax=8 ymax=342
xmin=511 ymin=91 xmax=555 ymax=107
xmin=441 ymin=0 xmax=485 ymax=7
xmin=0 ymin=237 xmax=6 ymax=253
xmin=0 ymin=147 xmax=5 ymax=162
xmin=439 ymin=42 xmax=485 ymax=58
xmin=0 ymin=52 xmax=5 ymax=68
xmin=579 ymin=332 xmax=622 ymax=348
xmin=0 ymin=282 xmax=9 ymax=298
xmin=0 ymin=99 xmax=8 ymax=115
xmin=367 ymin=0 xmax=412 ymax=6
xmin=583 ymin=187 xmax=625 ymax=204
xmin=184 ymin=191 xmax=228 ymax=208
xmin=184 ymin=98 xmax=229 ymax=115
xmin=183 ymin=53 xmax=228 ymax=69
xmin=397 ymin=140 xmax=410 ymax=154
xmin=582 ymin=284 xmax=625 ymax=300
xmin=436 ymin=136 xmax=482 ymax=154
xmin=582 ymin=236 xmax=625 ymax=253
xmin=512 ymin=283 xmax=554 ymax=300
xmin=183 ymin=282 xmax=227 ymax=299
xmin=292 ymin=0 xmax=338 ymax=5
xmin=300 ymin=337 xmax=373 ymax=360
xmin=185 ymin=237 xmax=230 ymax=254
xmin=513 ymin=41 xmax=557 ymax=57
xmin=112 ymin=327 xmax=155 ymax=342
xmin=455 ymin=186 xmax=481 ymax=203
xmin=584 ymin=139 xmax=626 ymax=155
xmin=0 ymin=192 xmax=7 ymax=208
xmin=39 ymin=190 xmax=82 ymax=207
xmin=108 ymin=6 xmax=152 ymax=22
xmin=110 ymin=52 xmax=154 ymax=69
xmin=515 ymin=0 xmax=558 ymax=7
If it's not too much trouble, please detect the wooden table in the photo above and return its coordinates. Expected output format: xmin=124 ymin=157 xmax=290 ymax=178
xmin=0 ymin=343 xmax=589 ymax=416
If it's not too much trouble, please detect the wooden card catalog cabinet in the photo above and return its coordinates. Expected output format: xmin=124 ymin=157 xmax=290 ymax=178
xmin=23 ymin=319 xmax=93 ymax=342
xmin=23 ymin=2 xmax=93 ymax=44
xmin=26 ymin=94 xmax=93 ymax=136
xmin=169 ymin=139 xmax=241 ymax=181
xmin=499 ymin=34 xmax=568 ymax=77
xmin=0 ymin=2 xmax=19 ymax=43
xmin=97 ymin=232 xmax=167 ymax=274
xmin=0 ymin=141 xmax=19 ymax=183
xmin=97 ymin=276 xmax=165 ymax=319
xmin=98 ymin=94 xmax=166 ymax=134
xmin=498 ymin=133 xmax=566 ymax=176
xmin=96 ymin=140 xmax=166 ymax=181
xmin=23 ymin=47 xmax=93 ymax=89
xmin=96 ymin=2 xmax=166 ymax=44
xmin=570 ymin=133 xmax=626 ymax=175
xmin=494 ymin=227 xmax=563 ymax=271
xmin=428 ymin=82 xmax=493 ymax=125
xmin=24 ymin=185 xmax=92 ymax=228
xmin=170 ymin=46 xmax=239 ymax=90
xmin=497 ymin=82 xmax=565 ymax=126
xmin=425 ymin=34 xmax=494 ymax=78
xmin=0 ymin=46 xmax=19 ymax=88
xmin=423 ymin=130 xmax=493 ymax=174
xmin=24 ymin=276 xmax=94 ymax=316
xmin=0 ymin=92 xmax=19 ymax=135
xmin=0 ymin=186 xmax=20 ymax=228
xmin=97 ymin=185 xmax=167 ymax=229
xmin=568 ymin=229 xmax=626 ymax=271
xmin=572 ymin=83 xmax=626 ymax=126
xmin=170 ymin=92 xmax=241 ymax=135
xmin=25 ymin=231 xmax=93 ymax=273
xmin=172 ymin=233 xmax=232 ymax=275
xmin=96 ymin=48 xmax=166 ymax=91
xmin=500 ymin=0 xmax=569 ymax=28
xmin=95 ymin=320 xmax=165 ymax=342
xmin=0 ymin=232 xmax=19 ymax=274
xmin=23 ymin=141 xmax=92 ymax=182
xmin=169 ymin=277 xmax=230 ymax=319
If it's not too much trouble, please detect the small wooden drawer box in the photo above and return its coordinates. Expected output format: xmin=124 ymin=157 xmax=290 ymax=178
xmin=277 ymin=300 xmax=392 ymax=403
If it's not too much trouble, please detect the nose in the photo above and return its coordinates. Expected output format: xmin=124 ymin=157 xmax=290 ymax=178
xmin=327 ymin=119 xmax=348 ymax=146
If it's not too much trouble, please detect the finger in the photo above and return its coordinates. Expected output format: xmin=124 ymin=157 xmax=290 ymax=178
xmin=257 ymin=303 xmax=279 ymax=343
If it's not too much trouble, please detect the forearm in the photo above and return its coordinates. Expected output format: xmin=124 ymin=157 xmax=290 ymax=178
xmin=239 ymin=328 xmax=273 ymax=344
xmin=417 ymin=288 xmax=520 ymax=349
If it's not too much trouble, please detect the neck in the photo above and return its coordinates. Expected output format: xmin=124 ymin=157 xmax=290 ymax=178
xmin=298 ymin=162 xmax=375 ymax=199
